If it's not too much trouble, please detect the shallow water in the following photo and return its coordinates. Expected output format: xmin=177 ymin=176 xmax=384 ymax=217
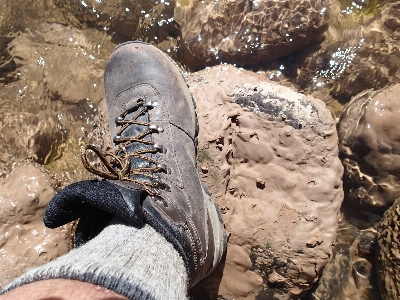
xmin=0 ymin=0 xmax=398 ymax=298
xmin=0 ymin=0 xmax=396 ymax=180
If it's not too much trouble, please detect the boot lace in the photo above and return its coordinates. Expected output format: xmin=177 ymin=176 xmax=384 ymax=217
xmin=81 ymin=98 xmax=166 ymax=195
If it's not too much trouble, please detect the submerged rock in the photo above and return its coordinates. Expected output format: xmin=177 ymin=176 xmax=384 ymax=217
xmin=304 ymin=204 xmax=381 ymax=300
xmin=186 ymin=65 xmax=343 ymax=299
xmin=0 ymin=0 xmax=68 ymax=35
xmin=296 ymin=0 xmax=400 ymax=103
xmin=0 ymin=22 xmax=112 ymax=184
xmin=4 ymin=22 xmax=111 ymax=104
xmin=338 ymin=84 xmax=400 ymax=212
xmin=53 ymin=0 xmax=178 ymax=44
xmin=0 ymin=37 xmax=18 ymax=85
xmin=174 ymin=0 xmax=330 ymax=70
xmin=377 ymin=197 xmax=400 ymax=300
xmin=52 ymin=0 xmax=141 ymax=39
xmin=0 ymin=163 xmax=73 ymax=289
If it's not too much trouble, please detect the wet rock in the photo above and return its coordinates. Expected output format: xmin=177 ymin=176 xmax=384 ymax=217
xmin=0 ymin=0 xmax=68 ymax=35
xmin=295 ymin=0 xmax=400 ymax=103
xmin=304 ymin=204 xmax=381 ymax=300
xmin=0 ymin=163 xmax=73 ymax=289
xmin=0 ymin=23 xmax=111 ymax=184
xmin=338 ymin=84 xmax=400 ymax=212
xmin=174 ymin=0 xmax=330 ymax=70
xmin=377 ymin=197 xmax=400 ymax=300
xmin=5 ymin=23 xmax=111 ymax=104
xmin=0 ymin=110 xmax=65 ymax=166
xmin=186 ymin=65 xmax=343 ymax=299
xmin=0 ymin=37 xmax=18 ymax=85
xmin=52 ymin=0 xmax=141 ymax=39
xmin=53 ymin=0 xmax=178 ymax=44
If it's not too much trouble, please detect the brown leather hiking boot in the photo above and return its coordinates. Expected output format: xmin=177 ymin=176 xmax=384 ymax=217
xmin=80 ymin=41 xmax=226 ymax=286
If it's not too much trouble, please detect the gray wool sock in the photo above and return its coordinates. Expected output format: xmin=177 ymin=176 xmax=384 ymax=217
xmin=1 ymin=219 xmax=188 ymax=300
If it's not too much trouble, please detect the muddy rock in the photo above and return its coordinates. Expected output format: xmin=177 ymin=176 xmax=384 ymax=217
xmin=377 ymin=197 xmax=400 ymax=300
xmin=338 ymin=84 xmax=400 ymax=212
xmin=186 ymin=65 xmax=343 ymax=299
xmin=0 ymin=163 xmax=72 ymax=289
xmin=174 ymin=0 xmax=330 ymax=70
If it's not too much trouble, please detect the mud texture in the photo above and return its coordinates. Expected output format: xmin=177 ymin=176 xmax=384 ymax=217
xmin=185 ymin=65 xmax=343 ymax=299
xmin=174 ymin=0 xmax=330 ymax=70
xmin=338 ymin=84 xmax=400 ymax=213
xmin=0 ymin=163 xmax=73 ymax=289
xmin=377 ymin=197 xmax=400 ymax=300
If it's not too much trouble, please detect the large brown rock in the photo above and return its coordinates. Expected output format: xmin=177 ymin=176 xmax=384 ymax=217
xmin=0 ymin=0 xmax=68 ymax=35
xmin=186 ymin=65 xmax=343 ymax=299
xmin=377 ymin=197 xmax=400 ymax=300
xmin=338 ymin=84 xmax=400 ymax=212
xmin=0 ymin=163 xmax=73 ymax=289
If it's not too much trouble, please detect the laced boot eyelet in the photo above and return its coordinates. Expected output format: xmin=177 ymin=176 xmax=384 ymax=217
xmin=154 ymin=144 xmax=167 ymax=153
xmin=151 ymin=195 xmax=169 ymax=207
xmin=149 ymin=124 xmax=164 ymax=133
xmin=151 ymin=179 xmax=171 ymax=193
xmin=113 ymin=135 xmax=121 ymax=143
xmin=157 ymin=163 xmax=168 ymax=173
xmin=152 ymin=179 xmax=160 ymax=187
xmin=115 ymin=116 xmax=123 ymax=123
xmin=145 ymin=101 xmax=159 ymax=108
